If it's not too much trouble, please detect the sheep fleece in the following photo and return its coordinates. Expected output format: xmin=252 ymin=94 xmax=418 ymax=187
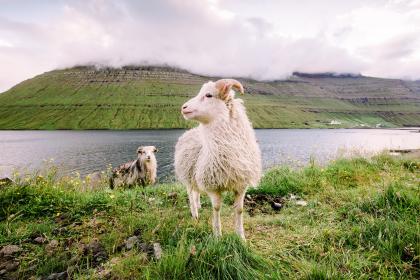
xmin=175 ymin=99 xmax=261 ymax=193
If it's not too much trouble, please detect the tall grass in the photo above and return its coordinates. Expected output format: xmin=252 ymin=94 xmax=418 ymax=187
xmin=0 ymin=153 xmax=418 ymax=279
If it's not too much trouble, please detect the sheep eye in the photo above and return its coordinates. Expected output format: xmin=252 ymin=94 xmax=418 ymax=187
xmin=205 ymin=93 xmax=212 ymax=98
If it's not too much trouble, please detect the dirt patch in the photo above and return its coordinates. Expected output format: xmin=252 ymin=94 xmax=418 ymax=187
xmin=81 ymin=239 xmax=108 ymax=268
xmin=0 ymin=245 xmax=22 ymax=279
xmin=244 ymin=194 xmax=285 ymax=216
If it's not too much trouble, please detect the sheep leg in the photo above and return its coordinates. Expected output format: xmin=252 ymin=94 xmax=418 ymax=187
xmin=187 ymin=186 xmax=199 ymax=219
xmin=195 ymin=192 xmax=201 ymax=209
xmin=234 ymin=190 xmax=246 ymax=240
xmin=207 ymin=192 xmax=222 ymax=237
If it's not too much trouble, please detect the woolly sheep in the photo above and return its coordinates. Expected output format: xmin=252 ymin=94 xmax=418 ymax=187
xmin=174 ymin=79 xmax=262 ymax=239
xmin=110 ymin=146 xmax=158 ymax=188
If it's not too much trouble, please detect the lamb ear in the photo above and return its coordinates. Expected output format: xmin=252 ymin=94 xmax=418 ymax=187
xmin=215 ymin=79 xmax=244 ymax=100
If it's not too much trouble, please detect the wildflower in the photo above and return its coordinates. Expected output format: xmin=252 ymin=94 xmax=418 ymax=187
xmin=109 ymin=194 xmax=115 ymax=199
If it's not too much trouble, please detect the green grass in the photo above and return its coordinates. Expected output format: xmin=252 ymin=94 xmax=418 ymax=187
xmin=0 ymin=66 xmax=419 ymax=129
xmin=0 ymin=153 xmax=419 ymax=279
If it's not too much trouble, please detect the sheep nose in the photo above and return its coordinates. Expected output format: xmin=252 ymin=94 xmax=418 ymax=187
xmin=182 ymin=105 xmax=188 ymax=109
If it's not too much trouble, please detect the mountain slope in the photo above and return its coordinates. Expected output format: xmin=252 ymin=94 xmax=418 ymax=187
xmin=0 ymin=66 xmax=419 ymax=129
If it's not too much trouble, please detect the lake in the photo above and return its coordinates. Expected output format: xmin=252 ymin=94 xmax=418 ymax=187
xmin=0 ymin=128 xmax=419 ymax=181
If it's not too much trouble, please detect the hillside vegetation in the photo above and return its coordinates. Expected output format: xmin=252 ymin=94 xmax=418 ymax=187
xmin=0 ymin=66 xmax=419 ymax=129
xmin=0 ymin=154 xmax=419 ymax=279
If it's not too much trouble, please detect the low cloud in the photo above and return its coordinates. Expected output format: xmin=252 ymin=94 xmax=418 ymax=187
xmin=0 ymin=0 xmax=419 ymax=91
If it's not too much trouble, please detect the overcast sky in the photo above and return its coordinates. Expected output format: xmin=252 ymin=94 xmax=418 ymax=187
xmin=0 ymin=0 xmax=419 ymax=92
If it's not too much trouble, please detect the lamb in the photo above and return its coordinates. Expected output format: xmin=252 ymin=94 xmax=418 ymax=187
xmin=109 ymin=146 xmax=158 ymax=188
xmin=174 ymin=79 xmax=262 ymax=239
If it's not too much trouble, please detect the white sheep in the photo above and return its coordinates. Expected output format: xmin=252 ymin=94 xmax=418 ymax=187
xmin=174 ymin=79 xmax=262 ymax=239
xmin=110 ymin=146 xmax=158 ymax=188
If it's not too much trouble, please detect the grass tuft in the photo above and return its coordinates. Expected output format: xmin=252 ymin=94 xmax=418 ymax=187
xmin=148 ymin=234 xmax=269 ymax=280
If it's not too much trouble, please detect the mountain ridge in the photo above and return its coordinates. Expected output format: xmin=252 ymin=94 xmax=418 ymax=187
xmin=0 ymin=65 xmax=419 ymax=129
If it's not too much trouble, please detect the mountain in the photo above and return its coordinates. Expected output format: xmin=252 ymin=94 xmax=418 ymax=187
xmin=0 ymin=65 xmax=419 ymax=129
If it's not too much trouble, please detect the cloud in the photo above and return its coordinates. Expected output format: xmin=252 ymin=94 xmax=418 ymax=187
xmin=0 ymin=0 xmax=419 ymax=91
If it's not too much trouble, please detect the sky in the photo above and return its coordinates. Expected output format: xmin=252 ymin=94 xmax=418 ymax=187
xmin=0 ymin=0 xmax=420 ymax=92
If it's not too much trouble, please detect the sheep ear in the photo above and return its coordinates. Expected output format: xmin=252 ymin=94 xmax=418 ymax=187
xmin=215 ymin=79 xmax=244 ymax=100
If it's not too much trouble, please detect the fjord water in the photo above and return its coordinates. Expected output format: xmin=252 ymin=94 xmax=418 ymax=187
xmin=0 ymin=129 xmax=419 ymax=180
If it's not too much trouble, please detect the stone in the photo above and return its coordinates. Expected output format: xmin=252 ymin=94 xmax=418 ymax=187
xmin=46 ymin=240 xmax=59 ymax=253
xmin=271 ymin=202 xmax=283 ymax=210
xmin=153 ymin=243 xmax=162 ymax=260
xmin=0 ymin=245 xmax=21 ymax=256
xmin=46 ymin=271 xmax=67 ymax=280
xmin=125 ymin=236 xmax=140 ymax=250
xmin=33 ymin=237 xmax=46 ymax=244
xmin=295 ymin=200 xmax=308 ymax=206
xmin=289 ymin=194 xmax=298 ymax=200
xmin=5 ymin=261 xmax=19 ymax=272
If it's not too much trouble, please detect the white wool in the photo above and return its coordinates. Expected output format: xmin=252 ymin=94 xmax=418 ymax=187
xmin=174 ymin=80 xmax=262 ymax=238
xmin=176 ymin=99 xmax=261 ymax=192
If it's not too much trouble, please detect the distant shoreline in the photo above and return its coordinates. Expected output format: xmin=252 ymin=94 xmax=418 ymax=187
xmin=0 ymin=127 xmax=419 ymax=131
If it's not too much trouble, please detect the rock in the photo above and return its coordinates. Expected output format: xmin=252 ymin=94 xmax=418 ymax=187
xmin=167 ymin=192 xmax=178 ymax=199
xmin=0 ymin=269 xmax=6 ymax=276
xmin=153 ymin=243 xmax=162 ymax=260
xmin=34 ymin=237 xmax=46 ymax=244
xmin=82 ymin=240 xmax=108 ymax=267
xmin=46 ymin=271 xmax=67 ymax=280
xmin=271 ymin=202 xmax=283 ymax=210
xmin=289 ymin=194 xmax=298 ymax=200
xmin=295 ymin=200 xmax=308 ymax=206
xmin=0 ymin=245 xmax=21 ymax=256
xmin=46 ymin=240 xmax=59 ymax=252
xmin=5 ymin=261 xmax=19 ymax=272
xmin=46 ymin=240 xmax=59 ymax=255
xmin=125 ymin=236 xmax=140 ymax=250
xmin=136 ymin=242 xmax=162 ymax=259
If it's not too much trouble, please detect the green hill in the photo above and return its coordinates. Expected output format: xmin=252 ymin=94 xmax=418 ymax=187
xmin=0 ymin=65 xmax=419 ymax=129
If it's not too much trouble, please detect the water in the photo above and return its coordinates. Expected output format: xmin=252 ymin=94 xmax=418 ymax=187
xmin=0 ymin=129 xmax=419 ymax=180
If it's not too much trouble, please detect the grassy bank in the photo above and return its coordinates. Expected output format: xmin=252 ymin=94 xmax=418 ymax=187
xmin=0 ymin=154 xmax=419 ymax=279
xmin=0 ymin=66 xmax=419 ymax=129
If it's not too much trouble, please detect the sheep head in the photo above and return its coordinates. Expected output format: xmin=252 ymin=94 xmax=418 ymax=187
xmin=137 ymin=146 xmax=158 ymax=162
xmin=181 ymin=79 xmax=244 ymax=124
